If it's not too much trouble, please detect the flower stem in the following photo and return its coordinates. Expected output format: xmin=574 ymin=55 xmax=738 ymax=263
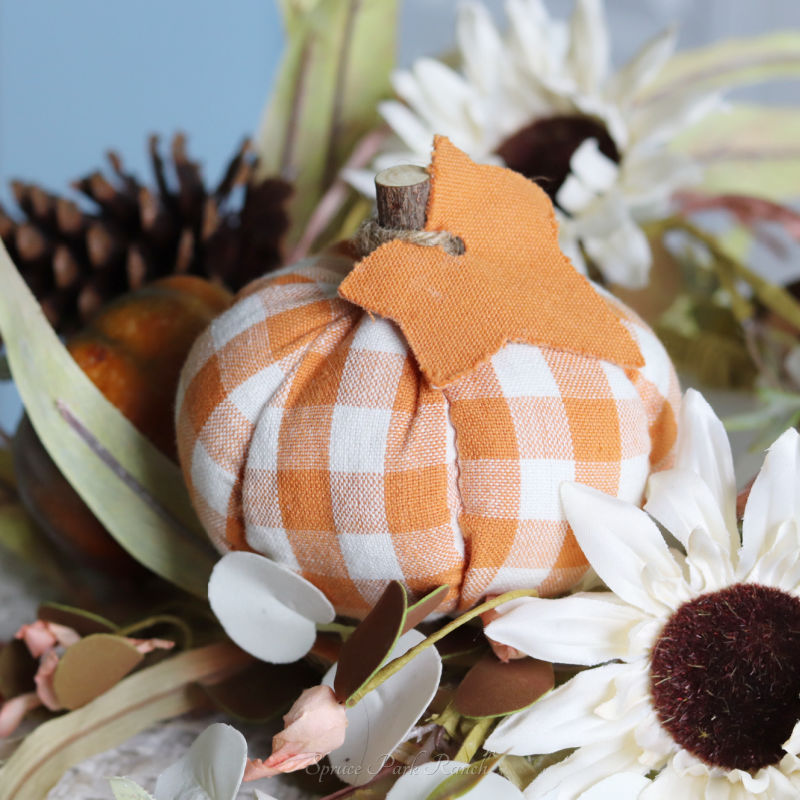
xmin=347 ymin=589 xmax=536 ymax=706
xmin=454 ymin=717 xmax=494 ymax=763
xmin=114 ymin=614 xmax=194 ymax=649
xmin=653 ymin=216 xmax=800 ymax=329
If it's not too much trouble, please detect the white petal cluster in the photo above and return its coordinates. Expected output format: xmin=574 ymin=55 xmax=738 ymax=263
xmin=484 ymin=389 xmax=800 ymax=798
xmin=348 ymin=0 xmax=721 ymax=288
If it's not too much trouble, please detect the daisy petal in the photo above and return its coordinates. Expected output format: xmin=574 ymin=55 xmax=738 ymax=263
xmin=457 ymin=2 xmax=505 ymax=94
xmin=583 ymin=212 xmax=652 ymax=289
xmin=387 ymin=760 xmax=523 ymax=800
xmin=567 ymin=0 xmax=609 ymax=93
xmin=740 ymin=428 xmax=800 ymax=579
xmin=639 ymin=765 xmax=707 ymax=800
xmin=645 ymin=467 xmax=734 ymax=563
xmin=378 ymin=101 xmax=433 ymax=157
xmin=577 ymin=773 xmax=651 ymax=800
xmin=486 ymin=662 xmax=641 ymax=756
xmin=485 ymin=594 xmax=648 ymax=665
xmin=673 ymin=389 xmax=738 ymax=544
xmin=208 ymin=552 xmax=334 ymax=664
xmin=522 ymin=736 xmax=644 ymax=800
xmin=570 ymin=138 xmax=619 ymax=193
xmin=561 ymin=482 xmax=687 ymax=615
xmin=607 ymin=28 xmax=676 ymax=104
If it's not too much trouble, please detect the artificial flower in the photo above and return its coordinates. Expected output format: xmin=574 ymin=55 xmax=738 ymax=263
xmin=109 ymin=723 xmax=268 ymax=800
xmin=347 ymin=0 xmax=720 ymax=288
xmin=207 ymin=551 xmax=335 ymax=664
xmin=386 ymin=759 xmax=524 ymax=799
xmin=243 ymin=685 xmax=347 ymax=780
xmin=0 ymin=620 xmax=174 ymax=737
xmin=483 ymin=389 xmax=800 ymax=798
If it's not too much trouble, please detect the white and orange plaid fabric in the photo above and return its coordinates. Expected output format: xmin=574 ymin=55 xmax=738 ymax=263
xmin=176 ymin=139 xmax=680 ymax=617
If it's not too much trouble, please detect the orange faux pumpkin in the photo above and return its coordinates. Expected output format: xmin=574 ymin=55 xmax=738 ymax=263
xmin=14 ymin=275 xmax=232 ymax=572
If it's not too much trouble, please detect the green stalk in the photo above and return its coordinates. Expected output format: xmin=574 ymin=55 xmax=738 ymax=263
xmin=347 ymin=589 xmax=536 ymax=706
xmin=454 ymin=717 xmax=494 ymax=764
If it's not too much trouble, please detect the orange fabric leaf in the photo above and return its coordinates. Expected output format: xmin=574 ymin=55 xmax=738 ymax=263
xmin=339 ymin=136 xmax=644 ymax=386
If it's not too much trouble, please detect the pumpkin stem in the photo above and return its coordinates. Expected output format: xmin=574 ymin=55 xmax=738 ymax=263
xmin=375 ymin=165 xmax=430 ymax=230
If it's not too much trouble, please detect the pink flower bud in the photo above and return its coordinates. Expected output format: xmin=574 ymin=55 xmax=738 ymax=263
xmin=15 ymin=620 xmax=80 ymax=658
xmin=0 ymin=692 xmax=42 ymax=737
xmin=33 ymin=649 xmax=62 ymax=711
xmin=480 ymin=605 xmax=525 ymax=663
xmin=243 ymin=685 xmax=347 ymax=781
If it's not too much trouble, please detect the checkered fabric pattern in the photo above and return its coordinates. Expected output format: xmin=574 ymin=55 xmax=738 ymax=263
xmin=176 ymin=253 xmax=680 ymax=618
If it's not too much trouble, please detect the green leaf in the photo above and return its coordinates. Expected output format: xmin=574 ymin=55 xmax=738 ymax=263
xmin=108 ymin=778 xmax=156 ymax=800
xmin=0 ymin=642 xmax=250 ymax=800
xmin=425 ymin=754 xmax=505 ymax=800
xmin=256 ymin=0 xmax=398 ymax=246
xmin=0 ymin=242 xmax=215 ymax=598
xmin=672 ymin=105 xmax=800 ymax=200
xmin=645 ymin=31 xmax=800 ymax=100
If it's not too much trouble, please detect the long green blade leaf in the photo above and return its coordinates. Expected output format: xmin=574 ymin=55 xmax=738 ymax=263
xmin=0 ymin=642 xmax=249 ymax=800
xmin=256 ymin=0 xmax=397 ymax=246
xmin=644 ymin=30 xmax=800 ymax=100
xmin=0 ymin=241 xmax=214 ymax=597
xmin=672 ymin=104 xmax=800 ymax=200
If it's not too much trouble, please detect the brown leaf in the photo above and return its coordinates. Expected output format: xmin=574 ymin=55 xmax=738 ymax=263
xmin=52 ymin=634 xmax=143 ymax=710
xmin=454 ymin=654 xmax=554 ymax=719
xmin=334 ymin=581 xmax=407 ymax=702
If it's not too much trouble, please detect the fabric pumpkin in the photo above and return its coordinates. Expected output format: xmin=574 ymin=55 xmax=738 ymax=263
xmin=176 ymin=138 xmax=680 ymax=617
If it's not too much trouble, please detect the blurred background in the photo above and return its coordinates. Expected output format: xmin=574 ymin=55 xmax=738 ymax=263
xmin=1 ymin=0 xmax=799 ymax=431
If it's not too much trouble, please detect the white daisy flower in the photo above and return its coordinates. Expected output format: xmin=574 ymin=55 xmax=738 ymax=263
xmin=348 ymin=0 xmax=720 ymax=288
xmin=483 ymin=388 xmax=800 ymax=798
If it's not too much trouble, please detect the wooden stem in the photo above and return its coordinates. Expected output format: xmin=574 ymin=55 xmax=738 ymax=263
xmin=375 ymin=165 xmax=430 ymax=231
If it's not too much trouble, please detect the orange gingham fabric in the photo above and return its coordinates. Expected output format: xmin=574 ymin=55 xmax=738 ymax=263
xmin=176 ymin=256 xmax=679 ymax=617
xmin=176 ymin=140 xmax=680 ymax=617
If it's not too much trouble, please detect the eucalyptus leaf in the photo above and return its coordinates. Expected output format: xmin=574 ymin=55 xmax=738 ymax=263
xmin=672 ymin=105 xmax=800 ymax=200
xmin=0 ymin=241 xmax=215 ymax=598
xmin=0 ymin=642 xmax=250 ymax=800
xmin=645 ymin=31 xmax=800 ymax=101
xmin=256 ymin=0 xmax=397 ymax=247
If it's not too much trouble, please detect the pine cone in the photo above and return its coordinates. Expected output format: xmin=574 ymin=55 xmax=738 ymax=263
xmin=0 ymin=134 xmax=291 ymax=334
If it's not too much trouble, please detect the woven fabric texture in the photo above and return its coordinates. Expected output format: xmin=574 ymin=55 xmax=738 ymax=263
xmin=176 ymin=141 xmax=680 ymax=617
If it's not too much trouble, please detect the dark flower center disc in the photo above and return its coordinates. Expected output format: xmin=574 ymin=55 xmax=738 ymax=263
xmin=650 ymin=583 xmax=800 ymax=772
xmin=495 ymin=114 xmax=619 ymax=203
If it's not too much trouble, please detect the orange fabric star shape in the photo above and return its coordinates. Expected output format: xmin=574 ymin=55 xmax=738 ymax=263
xmin=339 ymin=136 xmax=643 ymax=386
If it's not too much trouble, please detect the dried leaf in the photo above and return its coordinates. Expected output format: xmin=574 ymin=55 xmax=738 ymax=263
xmin=201 ymin=660 xmax=318 ymax=723
xmin=672 ymin=105 xmax=800 ymax=201
xmin=0 ymin=642 xmax=250 ymax=800
xmin=334 ymin=581 xmax=407 ymax=703
xmin=0 ymin=241 xmax=215 ymax=597
xmin=454 ymin=655 xmax=554 ymax=719
xmin=403 ymin=586 xmax=449 ymax=634
xmin=256 ymin=0 xmax=397 ymax=246
xmin=52 ymin=634 xmax=144 ymax=710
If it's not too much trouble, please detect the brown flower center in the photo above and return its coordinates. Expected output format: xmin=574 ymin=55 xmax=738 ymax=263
xmin=650 ymin=583 xmax=800 ymax=772
xmin=495 ymin=115 xmax=619 ymax=203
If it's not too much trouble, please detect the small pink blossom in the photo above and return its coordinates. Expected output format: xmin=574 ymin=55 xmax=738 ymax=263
xmin=15 ymin=620 xmax=80 ymax=658
xmin=33 ymin=650 xmax=62 ymax=711
xmin=0 ymin=692 xmax=41 ymax=737
xmin=481 ymin=604 xmax=525 ymax=663
xmin=243 ymin=685 xmax=347 ymax=781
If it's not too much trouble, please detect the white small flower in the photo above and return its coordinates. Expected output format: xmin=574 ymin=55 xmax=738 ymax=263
xmin=484 ymin=389 xmax=800 ymax=798
xmin=349 ymin=0 xmax=721 ymax=288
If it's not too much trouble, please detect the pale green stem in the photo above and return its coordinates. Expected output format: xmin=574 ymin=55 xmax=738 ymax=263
xmin=654 ymin=216 xmax=800 ymax=329
xmin=347 ymin=588 xmax=537 ymax=706
xmin=434 ymin=701 xmax=462 ymax=738
xmin=454 ymin=717 xmax=494 ymax=763
xmin=115 ymin=614 xmax=194 ymax=648
xmin=316 ymin=621 xmax=356 ymax=639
